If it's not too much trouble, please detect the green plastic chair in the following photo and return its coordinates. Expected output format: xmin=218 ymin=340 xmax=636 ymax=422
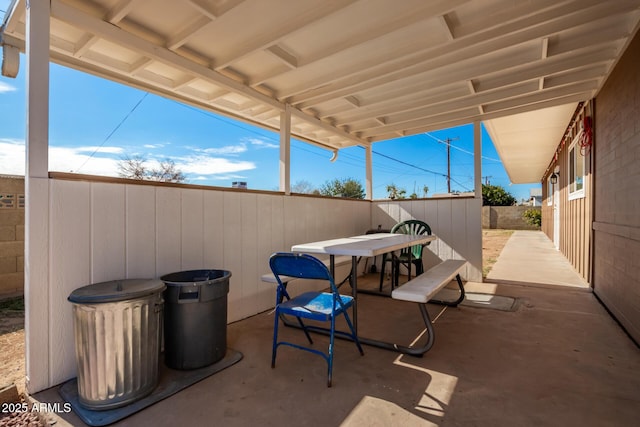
xmin=379 ymin=220 xmax=432 ymax=291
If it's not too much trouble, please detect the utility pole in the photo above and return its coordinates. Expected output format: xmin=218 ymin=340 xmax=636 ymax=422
xmin=440 ymin=137 xmax=459 ymax=193
xmin=482 ymin=176 xmax=492 ymax=185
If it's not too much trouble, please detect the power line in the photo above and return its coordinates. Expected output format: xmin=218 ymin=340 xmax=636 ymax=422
xmin=121 ymin=96 xmax=473 ymax=190
xmin=75 ymin=92 xmax=149 ymax=172
xmin=368 ymin=149 xmax=444 ymax=176
xmin=366 ymin=147 xmax=472 ymax=192
xmin=423 ymin=132 xmax=501 ymax=162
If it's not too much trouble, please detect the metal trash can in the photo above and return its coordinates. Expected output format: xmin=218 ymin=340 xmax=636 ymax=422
xmin=160 ymin=269 xmax=231 ymax=370
xmin=68 ymin=279 xmax=165 ymax=410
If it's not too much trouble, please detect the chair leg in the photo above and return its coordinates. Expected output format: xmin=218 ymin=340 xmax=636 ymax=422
xmin=327 ymin=315 xmax=335 ymax=387
xmin=295 ymin=316 xmax=314 ymax=344
xmin=393 ymin=258 xmax=400 ymax=289
xmin=271 ymin=310 xmax=280 ymax=368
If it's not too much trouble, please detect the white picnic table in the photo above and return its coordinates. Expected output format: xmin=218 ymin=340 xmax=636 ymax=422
xmin=290 ymin=232 xmax=438 ymax=354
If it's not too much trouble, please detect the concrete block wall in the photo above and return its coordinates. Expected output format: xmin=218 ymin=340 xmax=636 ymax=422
xmin=0 ymin=175 xmax=24 ymax=297
xmin=482 ymin=205 xmax=541 ymax=230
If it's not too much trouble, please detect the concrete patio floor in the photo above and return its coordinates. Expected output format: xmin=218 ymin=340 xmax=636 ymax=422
xmin=33 ymin=231 xmax=639 ymax=426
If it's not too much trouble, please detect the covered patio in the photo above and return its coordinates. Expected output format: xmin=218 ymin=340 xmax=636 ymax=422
xmin=1 ymin=0 xmax=640 ymax=424
xmin=33 ymin=269 xmax=640 ymax=426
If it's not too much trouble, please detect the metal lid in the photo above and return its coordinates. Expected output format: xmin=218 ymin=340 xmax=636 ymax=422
xmin=68 ymin=279 xmax=166 ymax=304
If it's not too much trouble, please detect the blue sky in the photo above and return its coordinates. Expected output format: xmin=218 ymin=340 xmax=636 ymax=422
xmin=0 ymin=3 xmax=539 ymax=201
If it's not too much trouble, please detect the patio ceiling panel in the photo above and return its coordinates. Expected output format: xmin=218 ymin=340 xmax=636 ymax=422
xmin=2 ymin=0 xmax=640 ymax=180
xmin=484 ymin=103 xmax=579 ymax=184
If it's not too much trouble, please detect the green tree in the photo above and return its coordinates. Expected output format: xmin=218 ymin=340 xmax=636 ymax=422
xmin=522 ymin=208 xmax=542 ymax=227
xmin=319 ymin=178 xmax=365 ymax=199
xmin=481 ymin=184 xmax=516 ymax=206
xmin=385 ymin=183 xmax=406 ymax=200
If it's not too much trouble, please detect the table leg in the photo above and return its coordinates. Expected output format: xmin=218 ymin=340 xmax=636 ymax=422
xmin=329 ymin=254 xmax=335 ymax=278
xmin=350 ymin=255 xmax=358 ymax=333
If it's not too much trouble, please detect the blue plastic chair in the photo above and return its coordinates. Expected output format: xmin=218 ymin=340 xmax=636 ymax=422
xmin=269 ymin=252 xmax=364 ymax=387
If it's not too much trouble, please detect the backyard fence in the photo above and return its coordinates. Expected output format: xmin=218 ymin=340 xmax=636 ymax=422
xmin=482 ymin=205 xmax=541 ymax=230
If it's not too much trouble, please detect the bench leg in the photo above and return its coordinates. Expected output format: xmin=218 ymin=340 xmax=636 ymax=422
xmin=429 ymin=274 xmax=466 ymax=307
xmin=279 ymin=301 xmax=438 ymax=357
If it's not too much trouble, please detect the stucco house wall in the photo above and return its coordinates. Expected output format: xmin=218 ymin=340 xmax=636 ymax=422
xmin=591 ymin=31 xmax=640 ymax=344
xmin=542 ymin=31 xmax=640 ymax=344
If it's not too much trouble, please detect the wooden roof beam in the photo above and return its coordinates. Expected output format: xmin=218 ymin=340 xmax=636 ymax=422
xmin=106 ymin=0 xmax=140 ymax=23
xmin=213 ymin=0 xmax=359 ymax=70
xmin=265 ymin=45 xmax=298 ymax=69
xmin=439 ymin=14 xmax=455 ymax=41
xmin=72 ymin=0 xmax=142 ymax=59
xmin=351 ymin=80 xmax=542 ymax=133
xmin=51 ymin=0 xmax=283 ymax=110
xmin=286 ymin=0 xmax=634 ymax=106
xmin=361 ymin=83 xmax=597 ymax=139
xmin=185 ymin=0 xmax=247 ymax=20
xmin=539 ymin=37 xmax=549 ymax=90
xmin=167 ymin=16 xmax=213 ymax=50
xmin=254 ymin=0 xmax=469 ymax=85
xmin=367 ymin=93 xmax=590 ymax=143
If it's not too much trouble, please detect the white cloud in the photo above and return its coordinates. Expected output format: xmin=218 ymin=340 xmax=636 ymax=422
xmin=176 ymin=155 xmax=255 ymax=175
xmin=0 ymin=139 xmax=26 ymax=175
xmin=0 ymin=139 xmax=254 ymax=181
xmin=244 ymin=137 xmax=278 ymax=149
xmin=50 ymin=146 xmax=121 ymax=175
xmin=199 ymin=143 xmax=247 ymax=155
xmin=75 ymin=146 xmax=125 ymax=154
xmin=0 ymin=139 xmax=121 ymax=176
xmin=0 ymin=81 xmax=17 ymax=93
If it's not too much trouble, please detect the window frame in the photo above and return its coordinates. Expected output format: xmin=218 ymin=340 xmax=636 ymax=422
xmin=568 ymin=134 xmax=585 ymax=200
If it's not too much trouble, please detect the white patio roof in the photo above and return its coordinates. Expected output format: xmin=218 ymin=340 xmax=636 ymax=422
xmin=2 ymin=0 xmax=640 ymax=183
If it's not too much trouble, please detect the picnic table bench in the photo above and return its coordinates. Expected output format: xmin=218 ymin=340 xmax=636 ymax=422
xmin=390 ymin=259 xmax=467 ymax=355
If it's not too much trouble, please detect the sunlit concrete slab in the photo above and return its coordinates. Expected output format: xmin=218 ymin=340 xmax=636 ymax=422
xmin=486 ymin=231 xmax=589 ymax=289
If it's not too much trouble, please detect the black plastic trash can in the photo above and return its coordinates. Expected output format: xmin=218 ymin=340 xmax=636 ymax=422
xmin=160 ymin=269 xmax=231 ymax=370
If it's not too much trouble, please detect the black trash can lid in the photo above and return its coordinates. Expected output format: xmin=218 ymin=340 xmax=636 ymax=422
xmin=68 ymin=279 xmax=166 ymax=304
xmin=161 ymin=269 xmax=232 ymax=286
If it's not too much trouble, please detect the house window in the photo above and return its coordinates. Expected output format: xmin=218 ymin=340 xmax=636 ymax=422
xmin=568 ymin=135 xmax=585 ymax=200
xmin=547 ymin=176 xmax=553 ymax=206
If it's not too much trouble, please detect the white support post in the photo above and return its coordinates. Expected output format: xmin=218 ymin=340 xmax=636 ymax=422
xmin=474 ymin=120 xmax=482 ymax=198
xmin=24 ymin=0 xmax=51 ymax=393
xmin=365 ymin=145 xmax=373 ymax=200
xmin=279 ymin=104 xmax=291 ymax=195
